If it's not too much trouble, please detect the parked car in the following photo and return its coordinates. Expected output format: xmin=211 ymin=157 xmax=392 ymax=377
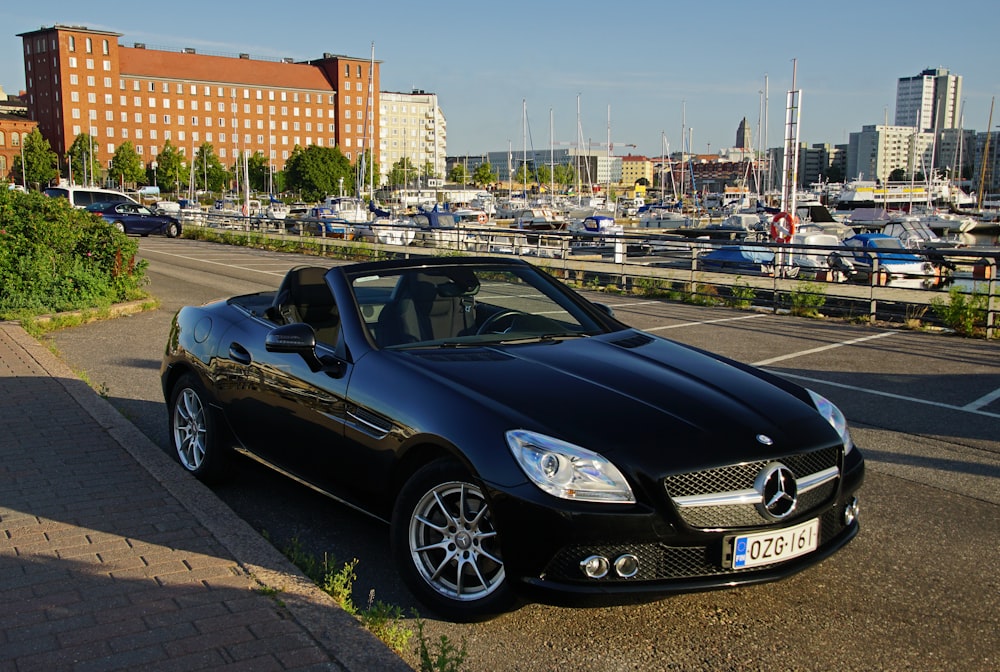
xmin=160 ymin=256 xmax=864 ymax=620
xmin=85 ymin=201 xmax=182 ymax=237
xmin=44 ymin=185 xmax=137 ymax=208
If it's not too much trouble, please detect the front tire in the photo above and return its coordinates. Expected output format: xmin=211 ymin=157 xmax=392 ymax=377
xmin=391 ymin=459 xmax=512 ymax=621
xmin=168 ymin=372 xmax=226 ymax=481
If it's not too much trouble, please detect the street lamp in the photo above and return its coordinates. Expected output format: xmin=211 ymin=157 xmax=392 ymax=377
xmin=151 ymin=161 xmax=158 ymax=189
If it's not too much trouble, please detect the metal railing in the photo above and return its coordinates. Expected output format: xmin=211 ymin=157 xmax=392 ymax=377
xmin=180 ymin=210 xmax=1000 ymax=338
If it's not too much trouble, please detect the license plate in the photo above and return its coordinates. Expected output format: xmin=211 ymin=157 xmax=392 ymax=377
xmin=730 ymin=518 xmax=820 ymax=569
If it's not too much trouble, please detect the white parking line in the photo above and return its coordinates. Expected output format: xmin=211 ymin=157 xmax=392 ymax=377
xmin=964 ymin=386 xmax=1000 ymax=412
xmin=646 ymin=314 xmax=768 ymax=331
xmin=752 ymin=331 xmax=898 ymax=366
xmin=141 ymin=247 xmax=288 ymax=278
xmin=770 ymin=370 xmax=1000 ymax=420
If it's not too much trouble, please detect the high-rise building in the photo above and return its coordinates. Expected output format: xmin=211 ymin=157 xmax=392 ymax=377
xmin=894 ymin=68 xmax=962 ymax=133
xmin=735 ymin=117 xmax=752 ymax=150
xmin=379 ymin=90 xmax=447 ymax=186
xmin=17 ymin=25 xmax=380 ymax=177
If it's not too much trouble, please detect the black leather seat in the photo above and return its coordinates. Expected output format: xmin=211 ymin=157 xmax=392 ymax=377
xmin=269 ymin=266 xmax=340 ymax=346
xmin=376 ymin=270 xmax=478 ymax=347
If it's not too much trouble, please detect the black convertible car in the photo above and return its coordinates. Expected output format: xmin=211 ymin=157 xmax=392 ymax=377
xmin=161 ymin=256 xmax=863 ymax=620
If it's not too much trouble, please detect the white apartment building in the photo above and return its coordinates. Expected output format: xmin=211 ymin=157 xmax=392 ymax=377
xmin=379 ymin=89 xmax=446 ymax=186
xmin=847 ymin=125 xmax=936 ymax=182
xmin=895 ymin=68 xmax=962 ymax=133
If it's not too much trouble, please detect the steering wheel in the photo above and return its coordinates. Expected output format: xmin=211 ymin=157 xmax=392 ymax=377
xmin=477 ymin=309 xmax=522 ymax=334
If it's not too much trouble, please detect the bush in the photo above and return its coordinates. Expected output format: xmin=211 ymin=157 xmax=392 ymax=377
xmin=0 ymin=187 xmax=148 ymax=318
xmin=788 ymin=282 xmax=826 ymax=317
xmin=931 ymin=286 xmax=987 ymax=337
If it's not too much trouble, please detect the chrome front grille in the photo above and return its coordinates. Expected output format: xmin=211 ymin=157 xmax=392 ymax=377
xmin=663 ymin=447 xmax=840 ymax=529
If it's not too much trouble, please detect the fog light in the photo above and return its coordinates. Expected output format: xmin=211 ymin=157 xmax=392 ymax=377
xmin=614 ymin=554 xmax=639 ymax=578
xmin=843 ymin=496 xmax=860 ymax=526
xmin=580 ymin=555 xmax=610 ymax=579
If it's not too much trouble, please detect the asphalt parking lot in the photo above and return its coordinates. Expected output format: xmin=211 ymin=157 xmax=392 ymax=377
xmin=46 ymin=237 xmax=1000 ymax=671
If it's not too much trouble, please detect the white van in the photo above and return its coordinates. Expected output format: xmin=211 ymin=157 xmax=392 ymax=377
xmin=43 ymin=185 xmax=138 ymax=208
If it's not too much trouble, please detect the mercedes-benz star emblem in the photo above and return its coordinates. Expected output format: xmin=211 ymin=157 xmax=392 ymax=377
xmin=755 ymin=462 xmax=798 ymax=520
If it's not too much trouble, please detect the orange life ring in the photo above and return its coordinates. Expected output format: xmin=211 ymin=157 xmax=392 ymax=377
xmin=770 ymin=211 xmax=797 ymax=242
xmin=477 ymin=212 xmax=487 ymax=224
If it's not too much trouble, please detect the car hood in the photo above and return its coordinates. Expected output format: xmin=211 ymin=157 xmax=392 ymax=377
xmin=394 ymin=330 xmax=840 ymax=476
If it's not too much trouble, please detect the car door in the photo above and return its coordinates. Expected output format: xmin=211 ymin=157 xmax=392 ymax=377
xmin=220 ymin=316 xmax=358 ymax=495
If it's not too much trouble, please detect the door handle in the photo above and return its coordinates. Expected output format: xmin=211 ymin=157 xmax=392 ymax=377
xmin=229 ymin=342 xmax=252 ymax=365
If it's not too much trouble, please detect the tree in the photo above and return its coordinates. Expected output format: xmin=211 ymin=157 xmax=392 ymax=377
xmin=283 ymin=144 xmax=354 ymax=202
xmin=242 ymin=151 xmax=270 ymax=193
xmin=448 ymin=164 xmax=468 ymax=185
xmin=536 ymin=164 xmax=551 ymax=187
xmin=514 ymin=162 xmax=535 ymax=185
xmin=387 ymin=157 xmax=417 ymax=188
xmin=109 ymin=141 xmax=145 ymax=187
xmin=150 ymin=140 xmax=185 ymax=194
xmin=12 ymin=129 xmax=58 ymax=188
xmin=420 ymin=161 xmax=436 ymax=180
xmin=472 ymin=162 xmax=497 ymax=188
xmin=67 ymin=133 xmax=102 ymax=186
xmin=824 ymin=164 xmax=844 ymax=184
xmin=193 ymin=143 xmax=229 ymax=193
xmin=888 ymin=168 xmax=907 ymax=182
xmin=355 ymin=150 xmax=380 ymax=194
xmin=554 ymin=163 xmax=576 ymax=189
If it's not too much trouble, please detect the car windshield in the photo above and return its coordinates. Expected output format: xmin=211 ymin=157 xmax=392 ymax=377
xmin=348 ymin=264 xmax=609 ymax=349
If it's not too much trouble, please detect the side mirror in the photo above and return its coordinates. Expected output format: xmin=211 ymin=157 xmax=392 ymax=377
xmin=265 ymin=322 xmax=317 ymax=353
xmin=266 ymin=323 xmax=346 ymax=377
xmin=593 ymin=302 xmax=615 ymax=318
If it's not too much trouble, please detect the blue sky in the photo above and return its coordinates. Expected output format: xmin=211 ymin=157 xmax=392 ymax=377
xmin=4 ymin=1 xmax=997 ymax=159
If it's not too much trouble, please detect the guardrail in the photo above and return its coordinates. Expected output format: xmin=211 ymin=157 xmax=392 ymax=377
xmin=180 ymin=210 xmax=1000 ymax=338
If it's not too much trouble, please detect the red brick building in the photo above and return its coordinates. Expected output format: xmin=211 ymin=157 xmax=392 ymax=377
xmin=18 ymin=25 xmax=380 ymax=176
xmin=0 ymin=112 xmax=37 ymax=183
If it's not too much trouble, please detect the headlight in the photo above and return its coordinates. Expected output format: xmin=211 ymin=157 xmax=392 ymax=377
xmin=807 ymin=390 xmax=854 ymax=454
xmin=506 ymin=430 xmax=635 ymax=503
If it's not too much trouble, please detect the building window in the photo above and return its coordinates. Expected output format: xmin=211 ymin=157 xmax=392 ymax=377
xmin=102 ymin=39 xmax=109 ymax=55
xmin=134 ymin=112 xmax=141 ymax=123
xmin=85 ymin=38 xmax=92 ymax=53
xmin=104 ymin=94 xmax=112 ymax=105
xmin=68 ymin=36 xmax=75 ymax=51
xmin=69 ymin=56 xmax=77 ymax=68
xmin=70 ymin=91 xmax=79 ymax=102
xmin=103 ymin=77 xmax=111 ymax=88
xmin=103 ymin=60 xmax=111 ymax=72
xmin=344 ymin=64 xmax=350 ymax=77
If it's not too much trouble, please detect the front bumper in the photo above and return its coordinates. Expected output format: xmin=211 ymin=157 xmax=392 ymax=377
xmin=488 ymin=449 xmax=865 ymax=599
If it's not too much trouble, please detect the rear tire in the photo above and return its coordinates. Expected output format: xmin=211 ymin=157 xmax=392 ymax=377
xmin=168 ymin=372 xmax=227 ymax=482
xmin=391 ymin=459 xmax=513 ymax=621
